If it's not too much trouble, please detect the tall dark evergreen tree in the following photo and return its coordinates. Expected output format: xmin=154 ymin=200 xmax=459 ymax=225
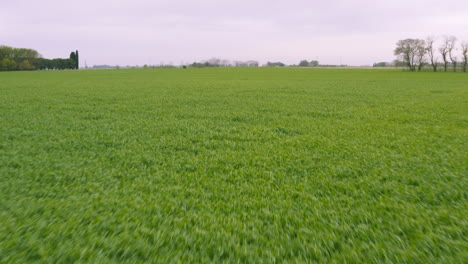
xmin=75 ymin=50 xmax=79 ymax=69
xmin=69 ymin=51 xmax=76 ymax=67
xmin=69 ymin=51 xmax=79 ymax=69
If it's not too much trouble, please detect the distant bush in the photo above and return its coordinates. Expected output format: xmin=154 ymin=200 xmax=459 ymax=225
xmin=266 ymin=62 xmax=286 ymax=67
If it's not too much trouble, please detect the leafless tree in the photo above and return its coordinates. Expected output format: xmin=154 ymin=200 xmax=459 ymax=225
xmin=246 ymin=61 xmax=259 ymax=67
xmin=234 ymin=60 xmax=259 ymax=67
xmin=416 ymin=39 xmax=426 ymax=71
xmin=394 ymin=39 xmax=424 ymax=71
xmin=439 ymin=37 xmax=450 ymax=72
xmin=447 ymin=36 xmax=457 ymax=72
xmin=461 ymin=41 xmax=468 ymax=73
xmin=220 ymin=59 xmax=231 ymax=67
xmin=426 ymin=36 xmax=438 ymax=72
xmin=207 ymin=58 xmax=221 ymax=66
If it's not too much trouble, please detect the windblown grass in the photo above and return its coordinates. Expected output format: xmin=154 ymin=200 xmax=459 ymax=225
xmin=0 ymin=68 xmax=466 ymax=262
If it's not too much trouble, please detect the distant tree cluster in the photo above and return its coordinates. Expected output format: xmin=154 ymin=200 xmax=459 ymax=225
xmin=266 ymin=62 xmax=286 ymax=67
xmin=69 ymin=50 xmax=79 ymax=69
xmin=143 ymin=64 xmax=176 ymax=69
xmin=0 ymin=46 xmax=79 ymax=71
xmin=394 ymin=36 xmax=468 ymax=72
xmin=297 ymin=60 xmax=319 ymax=67
xmin=189 ymin=58 xmax=229 ymax=68
xmin=189 ymin=58 xmax=259 ymax=68
xmin=233 ymin=60 xmax=259 ymax=67
xmin=190 ymin=62 xmax=222 ymax=68
xmin=372 ymin=61 xmax=407 ymax=67
xmin=373 ymin=62 xmax=390 ymax=67
xmin=0 ymin=46 xmax=40 ymax=71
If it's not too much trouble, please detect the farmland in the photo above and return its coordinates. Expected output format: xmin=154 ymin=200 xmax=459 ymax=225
xmin=0 ymin=68 xmax=467 ymax=262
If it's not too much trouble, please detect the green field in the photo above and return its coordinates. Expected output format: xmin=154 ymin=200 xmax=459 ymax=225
xmin=1 ymin=68 xmax=467 ymax=262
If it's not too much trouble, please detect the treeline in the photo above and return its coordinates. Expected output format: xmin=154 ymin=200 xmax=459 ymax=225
xmin=373 ymin=61 xmax=407 ymax=67
xmin=188 ymin=58 xmax=259 ymax=68
xmin=0 ymin=46 xmax=79 ymax=71
xmin=270 ymin=60 xmax=347 ymax=67
xmin=186 ymin=58 xmax=345 ymax=68
xmin=394 ymin=36 xmax=468 ymax=72
xmin=297 ymin=60 xmax=319 ymax=67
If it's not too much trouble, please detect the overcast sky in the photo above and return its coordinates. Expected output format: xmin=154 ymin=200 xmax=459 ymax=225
xmin=1 ymin=0 xmax=468 ymax=66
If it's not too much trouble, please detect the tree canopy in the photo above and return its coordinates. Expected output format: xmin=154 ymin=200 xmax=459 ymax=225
xmin=0 ymin=45 xmax=79 ymax=71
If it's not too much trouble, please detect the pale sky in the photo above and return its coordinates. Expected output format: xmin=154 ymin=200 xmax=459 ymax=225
xmin=1 ymin=0 xmax=467 ymax=66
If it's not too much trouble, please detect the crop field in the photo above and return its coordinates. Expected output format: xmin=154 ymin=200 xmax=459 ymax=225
xmin=0 ymin=68 xmax=467 ymax=262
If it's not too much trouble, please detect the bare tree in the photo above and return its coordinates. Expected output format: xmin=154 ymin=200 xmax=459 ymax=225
xmin=416 ymin=39 xmax=426 ymax=71
xmin=447 ymin=36 xmax=457 ymax=72
xmin=220 ymin=59 xmax=231 ymax=67
xmin=207 ymin=58 xmax=221 ymax=66
xmin=394 ymin=39 xmax=424 ymax=71
xmin=426 ymin=36 xmax=438 ymax=72
xmin=439 ymin=37 xmax=450 ymax=72
xmin=461 ymin=41 xmax=468 ymax=73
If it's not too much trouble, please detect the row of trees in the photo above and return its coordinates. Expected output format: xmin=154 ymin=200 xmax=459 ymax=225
xmin=0 ymin=46 xmax=79 ymax=71
xmin=373 ymin=61 xmax=406 ymax=67
xmin=187 ymin=59 xmax=343 ymax=68
xmin=0 ymin=46 xmax=40 ymax=71
xmin=394 ymin=36 xmax=468 ymax=72
xmin=295 ymin=60 xmax=348 ymax=67
xmin=189 ymin=58 xmax=259 ymax=68
xmin=266 ymin=62 xmax=286 ymax=67
xmin=298 ymin=60 xmax=319 ymax=67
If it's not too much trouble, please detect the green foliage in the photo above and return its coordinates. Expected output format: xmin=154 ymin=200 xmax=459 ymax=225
xmin=70 ymin=50 xmax=79 ymax=69
xmin=298 ymin=60 xmax=309 ymax=67
xmin=18 ymin=60 xmax=35 ymax=71
xmin=75 ymin=50 xmax=79 ymax=69
xmin=33 ymin=58 xmax=51 ymax=70
xmin=70 ymin=51 xmax=76 ymax=67
xmin=0 ymin=45 xmax=78 ymax=71
xmin=0 ymin=45 xmax=40 ymax=71
xmin=266 ymin=61 xmax=286 ymax=67
xmin=0 ymin=45 xmax=14 ymax=58
xmin=43 ymin=58 xmax=75 ymax=70
xmin=190 ymin=61 xmax=220 ymax=68
xmin=297 ymin=60 xmax=319 ymax=67
xmin=393 ymin=60 xmax=407 ymax=67
xmin=0 ymin=58 xmax=16 ymax=71
xmin=0 ymin=68 xmax=466 ymax=262
xmin=373 ymin=62 xmax=388 ymax=67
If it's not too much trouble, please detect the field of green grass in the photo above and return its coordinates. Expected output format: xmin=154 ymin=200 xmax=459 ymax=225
xmin=1 ymin=68 xmax=467 ymax=262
